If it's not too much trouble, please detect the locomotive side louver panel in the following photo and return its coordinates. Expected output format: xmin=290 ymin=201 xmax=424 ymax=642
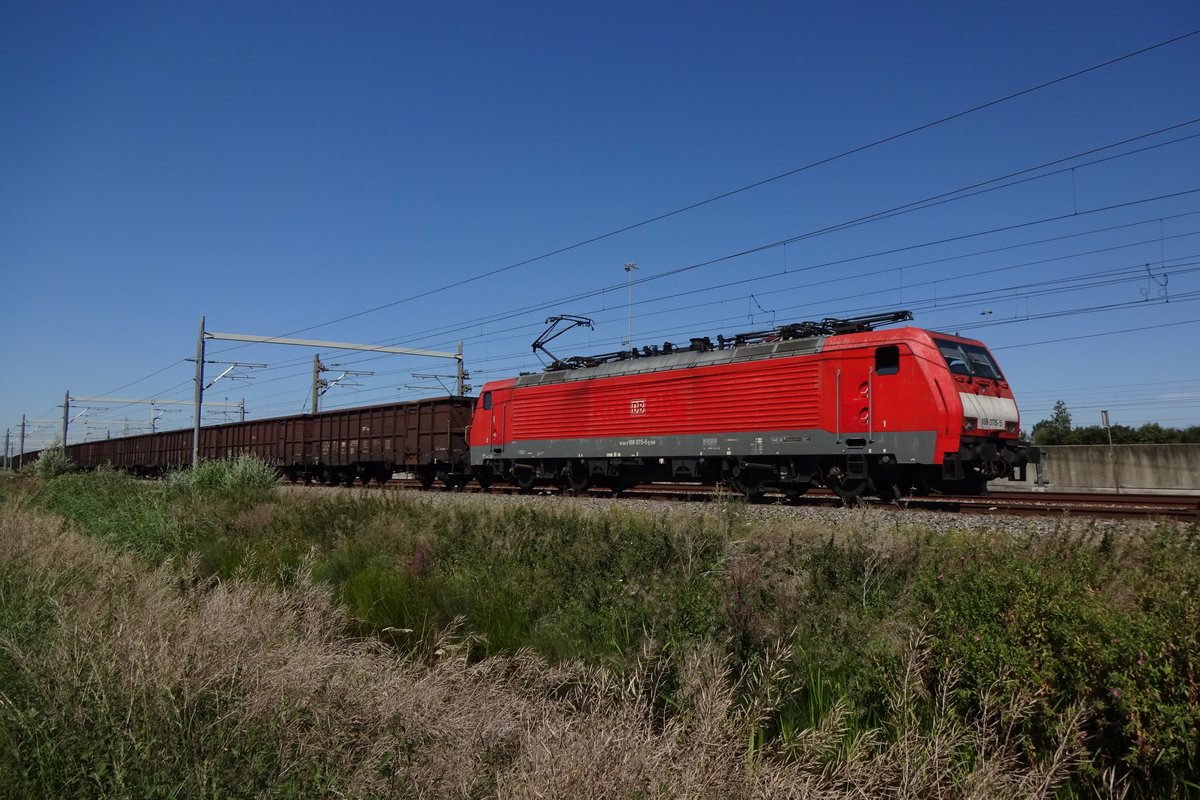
xmin=510 ymin=358 xmax=821 ymax=440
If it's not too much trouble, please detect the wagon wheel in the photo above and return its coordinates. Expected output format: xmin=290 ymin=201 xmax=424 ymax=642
xmin=417 ymin=471 xmax=435 ymax=490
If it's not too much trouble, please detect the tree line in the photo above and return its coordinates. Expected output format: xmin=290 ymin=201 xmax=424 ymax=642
xmin=1030 ymin=401 xmax=1200 ymax=445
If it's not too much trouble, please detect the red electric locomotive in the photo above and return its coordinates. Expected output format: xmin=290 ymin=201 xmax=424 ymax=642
xmin=468 ymin=312 xmax=1036 ymax=500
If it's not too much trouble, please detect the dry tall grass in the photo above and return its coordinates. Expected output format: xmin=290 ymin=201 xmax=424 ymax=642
xmin=0 ymin=505 xmax=1094 ymax=798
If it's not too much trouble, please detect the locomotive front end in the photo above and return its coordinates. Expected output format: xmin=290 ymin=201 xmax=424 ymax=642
xmin=931 ymin=335 xmax=1038 ymax=487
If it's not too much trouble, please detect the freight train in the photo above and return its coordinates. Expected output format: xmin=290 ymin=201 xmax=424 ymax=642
xmin=18 ymin=311 xmax=1036 ymax=501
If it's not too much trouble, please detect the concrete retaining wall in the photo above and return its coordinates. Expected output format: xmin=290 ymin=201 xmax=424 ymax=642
xmin=1001 ymin=443 xmax=1200 ymax=494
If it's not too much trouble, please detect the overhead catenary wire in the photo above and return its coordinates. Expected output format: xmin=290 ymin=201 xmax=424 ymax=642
xmin=184 ymin=215 xmax=1200 ymax=419
xmin=26 ymin=40 xmax=1200 ymax=433
xmin=75 ymin=219 xmax=1200 ymax=431
xmin=204 ymin=123 xmax=1200 ymax=385
xmin=306 ymin=128 xmax=1200 ymax=359
xmin=278 ymin=187 xmax=1200 ymax=378
xmin=204 ymin=31 xmax=1200 ymax=347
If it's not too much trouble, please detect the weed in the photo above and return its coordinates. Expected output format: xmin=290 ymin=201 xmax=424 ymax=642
xmin=5 ymin=471 xmax=1200 ymax=796
xmin=166 ymin=454 xmax=280 ymax=505
xmin=19 ymin=439 xmax=73 ymax=479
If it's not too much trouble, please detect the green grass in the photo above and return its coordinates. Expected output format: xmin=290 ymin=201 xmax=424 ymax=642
xmin=9 ymin=466 xmax=1200 ymax=797
xmin=165 ymin=454 xmax=281 ymax=505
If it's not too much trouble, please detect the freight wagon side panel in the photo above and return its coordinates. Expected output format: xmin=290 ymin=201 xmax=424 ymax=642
xmin=164 ymin=429 xmax=191 ymax=469
xmin=299 ymin=399 xmax=470 ymax=470
xmin=285 ymin=418 xmax=307 ymax=466
xmin=312 ymin=411 xmax=350 ymax=466
xmin=399 ymin=398 xmax=472 ymax=468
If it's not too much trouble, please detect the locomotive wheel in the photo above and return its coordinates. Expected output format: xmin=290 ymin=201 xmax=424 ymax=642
xmin=567 ymin=462 xmax=591 ymax=493
xmin=733 ymin=475 xmax=767 ymax=500
xmin=830 ymin=478 xmax=867 ymax=506
xmin=726 ymin=460 xmax=771 ymax=502
xmin=513 ymin=472 xmax=536 ymax=493
xmin=780 ymin=483 xmax=809 ymax=503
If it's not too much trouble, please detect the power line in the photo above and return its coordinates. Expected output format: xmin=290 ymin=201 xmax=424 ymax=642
xmin=246 ymin=127 xmax=1200 ymax=369
xmin=211 ymin=30 xmax=1200 ymax=344
xmin=411 ymin=128 xmax=1200 ymax=351
xmin=55 ymin=120 xmax=1200 ymax=427
xmin=248 ymin=243 xmax=1200 ymax=404
xmin=993 ymin=317 xmax=1200 ymax=350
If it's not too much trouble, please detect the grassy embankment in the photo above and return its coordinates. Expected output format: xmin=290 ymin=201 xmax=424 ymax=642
xmin=0 ymin=461 xmax=1196 ymax=798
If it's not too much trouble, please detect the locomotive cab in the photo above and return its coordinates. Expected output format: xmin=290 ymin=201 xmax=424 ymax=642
xmin=925 ymin=334 xmax=1037 ymax=487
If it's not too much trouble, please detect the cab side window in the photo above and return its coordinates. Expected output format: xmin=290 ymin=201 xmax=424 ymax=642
xmin=875 ymin=345 xmax=900 ymax=375
xmin=482 ymin=391 xmax=492 ymax=410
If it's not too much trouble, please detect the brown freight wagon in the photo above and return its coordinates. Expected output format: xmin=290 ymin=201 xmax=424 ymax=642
xmin=55 ymin=396 xmax=474 ymax=486
xmin=195 ymin=396 xmax=474 ymax=487
xmin=66 ymin=428 xmax=191 ymax=475
xmin=301 ymin=397 xmax=474 ymax=487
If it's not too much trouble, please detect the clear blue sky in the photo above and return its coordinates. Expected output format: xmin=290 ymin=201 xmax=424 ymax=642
xmin=3 ymin=0 xmax=1199 ymax=451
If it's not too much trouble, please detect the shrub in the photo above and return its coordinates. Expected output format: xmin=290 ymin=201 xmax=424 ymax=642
xmin=21 ymin=440 xmax=73 ymax=479
xmin=166 ymin=455 xmax=280 ymax=504
xmin=917 ymin=523 xmax=1200 ymax=794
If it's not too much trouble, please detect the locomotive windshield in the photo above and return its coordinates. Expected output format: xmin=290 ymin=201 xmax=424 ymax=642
xmin=934 ymin=338 xmax=1004 ymax=380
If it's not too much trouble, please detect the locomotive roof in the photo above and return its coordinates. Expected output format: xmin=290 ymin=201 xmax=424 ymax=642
xmin=518 ymin=310 xmax=924 ymax=388
xmin=516 ymin=331 xmax=834 ymax=388
xmin=512 ymin=325 xmax=971 ymax=389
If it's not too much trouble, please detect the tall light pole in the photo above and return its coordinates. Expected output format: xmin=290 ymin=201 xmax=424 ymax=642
xmin=1101 ymin=409 xmax=1120 ymax=494
xmin=624 ymin=262 xmax=638 ymax=349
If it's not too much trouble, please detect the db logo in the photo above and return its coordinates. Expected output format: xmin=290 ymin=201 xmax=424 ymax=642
xmin=630 ymin=398 xmax=646 ymax=416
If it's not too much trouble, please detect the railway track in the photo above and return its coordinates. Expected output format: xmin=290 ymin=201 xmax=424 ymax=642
xmin=895 ymin=490 xmax=1200 ymax=521
xmin=373 ymin=478 xmax=1200 ymax=522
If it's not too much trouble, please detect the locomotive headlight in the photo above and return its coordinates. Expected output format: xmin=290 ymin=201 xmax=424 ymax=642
xmin=962 ymin=417 xmax=977 ymax=432
xmin=1005 ymin=422 xmax=1018 ymax=434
